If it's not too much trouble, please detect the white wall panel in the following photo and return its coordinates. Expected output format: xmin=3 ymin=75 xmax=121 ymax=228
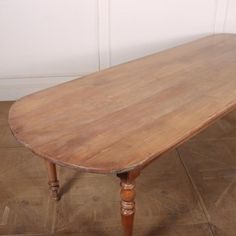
xmin=0 ymin=76 xmax=78 ymax=101
xmin=225 ymin=0 xmax=236 ymax=33
xmin=110 ymin=0 xmax=216 ymax=66
xmin=214 ymin=0 xmax=229 ymax=33
xmin=98 ymin=0 xmax=110 ymax=69
xmin=1 ymin=0 xmax=236 ymax=100
xmin=0 ymin=0 xmax=98 ymax=78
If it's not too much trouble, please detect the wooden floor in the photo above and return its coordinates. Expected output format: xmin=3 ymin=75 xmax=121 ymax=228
xmin=1 ymin=101 xmax=236 ymax=236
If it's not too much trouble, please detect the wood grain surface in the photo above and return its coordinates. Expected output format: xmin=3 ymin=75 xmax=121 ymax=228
xmin=2 ymin=102 xmax=236 ymax=235
xmin=8 ymin=34 xmax=236 ymax=174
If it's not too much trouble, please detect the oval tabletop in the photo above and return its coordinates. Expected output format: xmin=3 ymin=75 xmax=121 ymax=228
xmin=9 ymin=34 xmax=236 ymax=174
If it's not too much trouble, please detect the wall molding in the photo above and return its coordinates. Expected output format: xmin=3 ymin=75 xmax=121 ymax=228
xmin=0 ymin=75 xmax=80 ymax=101
xmin=1 ymin=0 xmax=111 ymax=101
xmin=1 ymin=0 xmax=233 ymax=101
xmin=214 ymin=0 xmax=230 ymax=33
xmin=97 ymin=0 xmax=110 ymax=70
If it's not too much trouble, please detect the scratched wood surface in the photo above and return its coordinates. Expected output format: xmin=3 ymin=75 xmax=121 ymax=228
xmin=2 ymin=102 xmax=236 ymax=235
xmin=8 ymin=34 xmax=236 ymax=174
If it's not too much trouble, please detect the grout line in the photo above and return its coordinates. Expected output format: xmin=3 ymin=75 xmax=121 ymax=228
xmin=176 ymin=148 xmax=216 ymax=236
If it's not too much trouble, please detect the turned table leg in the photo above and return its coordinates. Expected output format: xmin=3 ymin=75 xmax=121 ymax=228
xmin=45 ymin=160 xmax=60 ymax=201
xmin=117 ymin=170 xmax=140 ymax=236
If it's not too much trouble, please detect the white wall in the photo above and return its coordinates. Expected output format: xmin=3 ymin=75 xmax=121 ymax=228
xmin=0 ymin=0 xmax=235 ymax=100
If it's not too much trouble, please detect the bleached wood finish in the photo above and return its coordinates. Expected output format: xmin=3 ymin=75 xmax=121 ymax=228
xmin=8 ymin=34 xmax=236 ymax=235
xmin=8 ymin=34 xmax=236 ymax=174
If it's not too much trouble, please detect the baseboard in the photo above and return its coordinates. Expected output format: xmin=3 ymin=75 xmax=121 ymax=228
xmin=0 ymin=75 xmax=81 ymax=101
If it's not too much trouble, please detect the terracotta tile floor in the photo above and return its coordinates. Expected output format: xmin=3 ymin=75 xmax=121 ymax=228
xmin=1 ymin=101 xmax=236 ymax=236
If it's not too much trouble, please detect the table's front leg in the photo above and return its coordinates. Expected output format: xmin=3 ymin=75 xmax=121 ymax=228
xmin=44 ymin=160 xmax=60 ymax=201
xmin=117 ymin=170 xmax=140 ymax=236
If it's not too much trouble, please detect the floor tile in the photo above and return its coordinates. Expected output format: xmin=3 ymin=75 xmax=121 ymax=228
xmin=0 ymin=102 xmax=13 ymax=126
xmin=54 ymin=151 xmax=207 ymax=234
xmin=178 ymin=140 xmax=236 ymax=236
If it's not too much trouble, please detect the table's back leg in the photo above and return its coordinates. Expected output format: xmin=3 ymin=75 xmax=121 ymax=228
xmin=117 ymin=170 xmax=140 ymax=236
xmin=44 ymin=160 xmax=60 ymax=201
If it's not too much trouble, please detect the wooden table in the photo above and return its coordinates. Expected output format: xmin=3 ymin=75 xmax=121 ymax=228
xmin=8 ymin=34 xmax=236 ymax=236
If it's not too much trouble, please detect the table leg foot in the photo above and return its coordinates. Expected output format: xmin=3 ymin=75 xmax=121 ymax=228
xmin=117 ymin=170 xmax=140 ymax=236
xmin=45 ymin=160 xmax=60 ymax=201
